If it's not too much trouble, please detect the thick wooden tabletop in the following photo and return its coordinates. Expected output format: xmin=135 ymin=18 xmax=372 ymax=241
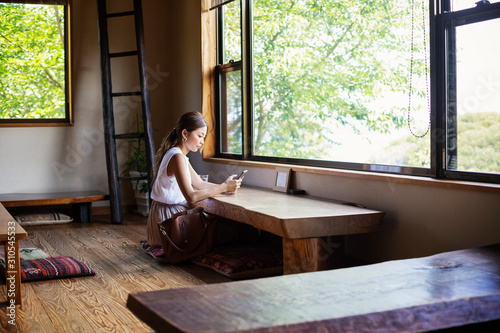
xmin=127 ymin=244 xmax=500 ymax=333
xmin=0 ymin=203 xmax=27 ymax=241
xmin=0 ymin=190 xmax=109 ymax=207
xmin=196 ymin=186 xmax=384 ymax=238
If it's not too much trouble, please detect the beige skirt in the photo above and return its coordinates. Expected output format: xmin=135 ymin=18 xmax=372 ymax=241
xmin=146 ymin=200 xmax=189 ymax=248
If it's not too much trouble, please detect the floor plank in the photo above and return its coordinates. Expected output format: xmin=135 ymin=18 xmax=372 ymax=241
xmin=1 ymin=214 xmax=230 ymax=332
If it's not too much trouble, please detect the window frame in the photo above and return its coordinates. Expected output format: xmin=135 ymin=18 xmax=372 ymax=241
xmin=0 ymin=0 xmax=72 ymax=127
xmin=216 ymin=61 xmax=244 ymax=158
xmin=215 ymin=0 xmax=244 ymax=159
xmin=205 ymin=0 xmax=500 ymax=185
xmin=437 ymin=1 xmax=500 ymax=183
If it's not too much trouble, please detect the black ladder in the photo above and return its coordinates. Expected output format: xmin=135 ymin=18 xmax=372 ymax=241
xmin=96 ymin=0 xmax=155 ymax=224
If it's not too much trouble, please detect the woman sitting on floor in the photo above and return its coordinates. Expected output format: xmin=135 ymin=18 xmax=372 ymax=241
xmin=146 ymin=111 xmax=242 ymax=248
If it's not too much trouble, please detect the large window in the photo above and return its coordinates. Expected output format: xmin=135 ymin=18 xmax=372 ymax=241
xmin=212 ymin=0 xmax=500 ymax=183
xmin=0 ymin=0 xmax=70 ymax=126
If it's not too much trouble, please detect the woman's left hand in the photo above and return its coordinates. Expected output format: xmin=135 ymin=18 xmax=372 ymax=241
xmin=223 ymin=175 xmax=242 ymax=194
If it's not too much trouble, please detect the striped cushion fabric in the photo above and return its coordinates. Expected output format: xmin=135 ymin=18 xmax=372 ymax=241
xmin=17 ymin=256 xmax=96 ymax=281
xmin=0 ymin=249 xmax=95 ymax=282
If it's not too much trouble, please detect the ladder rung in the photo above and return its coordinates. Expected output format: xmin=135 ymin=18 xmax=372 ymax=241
xmin=114 ymin=133 xmax=145 ymax=140
xmin=119 ymin=176 xmax=148 ymax=182
xmin=106 ymin=11 xmax=135 ymax=18
xmin=110 ymin=51 xmax=138 ymax=58
xmin=111 ymin=92 xmax=142 ymax=97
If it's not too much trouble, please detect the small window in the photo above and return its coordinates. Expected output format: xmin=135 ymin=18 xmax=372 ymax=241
xmin=219 ymin=62 xmax=243 ymax=154
xmin=216 ymin=0 xmax=243 ymax=157
xmin=0 ymin=0 xmax=70 ymax=126
xmin=221 ymin=0 xmax=241 ymax=64
xmin=443 ymin=2 xmax=500 ymax=182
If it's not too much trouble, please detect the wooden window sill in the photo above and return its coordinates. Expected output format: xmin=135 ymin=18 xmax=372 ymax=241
xmin=203 ymin=157 xmax=500 ymax=194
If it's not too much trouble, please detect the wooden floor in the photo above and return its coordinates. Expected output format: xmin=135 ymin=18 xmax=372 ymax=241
xmin=0 ymin=213 xmax=231 ymax=332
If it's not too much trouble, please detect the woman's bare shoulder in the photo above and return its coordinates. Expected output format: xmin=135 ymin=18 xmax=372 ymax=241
xmin=166 ymin=152 xmax=187 ymax=174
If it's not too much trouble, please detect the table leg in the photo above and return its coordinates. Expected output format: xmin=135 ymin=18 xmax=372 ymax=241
xmin=4 ymin=240 xmax=22 ymax=305
xmin=282 ymin=236 xmax=345 ymax=274
xmin=73 ymin=202 xmax=92 ymax=222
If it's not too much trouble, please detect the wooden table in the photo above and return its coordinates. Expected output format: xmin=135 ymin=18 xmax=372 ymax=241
xmin=127 ymin=244 xmax=500 ymax=333
xmin=0 ymin=203 xmax=28 ymax=305
xmin=196 ymin=187 xmax=384 ymax=274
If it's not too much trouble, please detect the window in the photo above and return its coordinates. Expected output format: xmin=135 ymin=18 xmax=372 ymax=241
xmin=0 ymin=0 xmax=70 ymax=126
xmin=209 ymin=0 xmax=500 ymax=183
xmin=216 ymin=0 xmax=242 ymax=155
xmin=219 ymin=63 xmax=243 ymax=154
xmin=441 ymin=0 xmax=500 ymax=182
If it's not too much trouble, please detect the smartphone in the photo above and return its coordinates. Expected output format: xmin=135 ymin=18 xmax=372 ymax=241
xmin=236 ymin=170 xmax=248 ymax=180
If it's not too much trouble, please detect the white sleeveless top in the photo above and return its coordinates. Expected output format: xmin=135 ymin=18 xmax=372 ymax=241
xmin=151 ymin=147 xmax=191 ymax=205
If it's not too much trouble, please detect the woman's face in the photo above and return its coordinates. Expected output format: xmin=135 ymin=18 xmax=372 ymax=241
xmin=184 ymin=126 xmax=207 ymax=152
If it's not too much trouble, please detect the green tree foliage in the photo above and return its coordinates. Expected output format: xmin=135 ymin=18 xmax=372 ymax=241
xmin=379 ymin=112 xmax=500 ymax=173
xmin=224 ymin=0 xmax=430 ymax=162
xmin=251 ymin=0 xmax=425 ymax=158
xmin=0 ymin=3 xmax=65 ymax=119
xmin=225 ymin=70 xmax=243 ymax=154
xmin=457 ymin=112 xmax=500 ymax=173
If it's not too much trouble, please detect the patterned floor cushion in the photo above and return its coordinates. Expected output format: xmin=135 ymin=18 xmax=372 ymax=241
xmin=0 ymin=248 xmax=96 ymax=282
xmin=192 ymin=243 xmax=283 ymax=280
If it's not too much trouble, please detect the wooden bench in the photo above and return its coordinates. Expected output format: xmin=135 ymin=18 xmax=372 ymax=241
xmin=0 ymin=203 xmax=28 ymax=305
xmin=127 ymin=244 xmax=500 ymax=332
xmin=196 ymin=186 xmax=384 ymax=274
xmin=0 ymin=190 xmax=109 ymax=223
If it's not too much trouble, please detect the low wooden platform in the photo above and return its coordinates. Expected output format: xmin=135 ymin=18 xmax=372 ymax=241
xmin=0 ymin=190 xmax=109 ymax=222
xmin=127 ymin=244 xmax=500 ymax=333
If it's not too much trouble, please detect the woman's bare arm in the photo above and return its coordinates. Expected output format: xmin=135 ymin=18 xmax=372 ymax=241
xmin=168 ymin=154 xmax=240 ymax=205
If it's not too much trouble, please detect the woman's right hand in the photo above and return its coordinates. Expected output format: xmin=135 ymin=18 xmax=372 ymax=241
xmin=223 ymin=175 xmax=242 ymax=194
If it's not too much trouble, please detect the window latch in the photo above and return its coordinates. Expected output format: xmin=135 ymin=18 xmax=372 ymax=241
xmin=475 ymin=0 xmax=491 ymax=7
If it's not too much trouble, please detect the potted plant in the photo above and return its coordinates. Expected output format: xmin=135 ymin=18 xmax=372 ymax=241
xmin=123 ymin=114 xmax=150 ymax=216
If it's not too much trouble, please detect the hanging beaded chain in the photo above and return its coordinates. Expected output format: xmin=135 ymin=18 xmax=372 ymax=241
xmin=408 ymin=0 xmax=431 ymax=138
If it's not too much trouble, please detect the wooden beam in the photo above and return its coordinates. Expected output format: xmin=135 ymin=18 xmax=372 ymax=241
xmin=201 ymin=0 xmax=217 ymax=158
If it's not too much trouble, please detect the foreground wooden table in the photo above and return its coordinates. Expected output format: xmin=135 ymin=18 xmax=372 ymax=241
xmin=127 ymin=244 xmax=500 ymax=332
xmin=0 ymin=203 xmax=28 ymax=305
xmin=196 ymin=187 xmax=384 ymax=273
